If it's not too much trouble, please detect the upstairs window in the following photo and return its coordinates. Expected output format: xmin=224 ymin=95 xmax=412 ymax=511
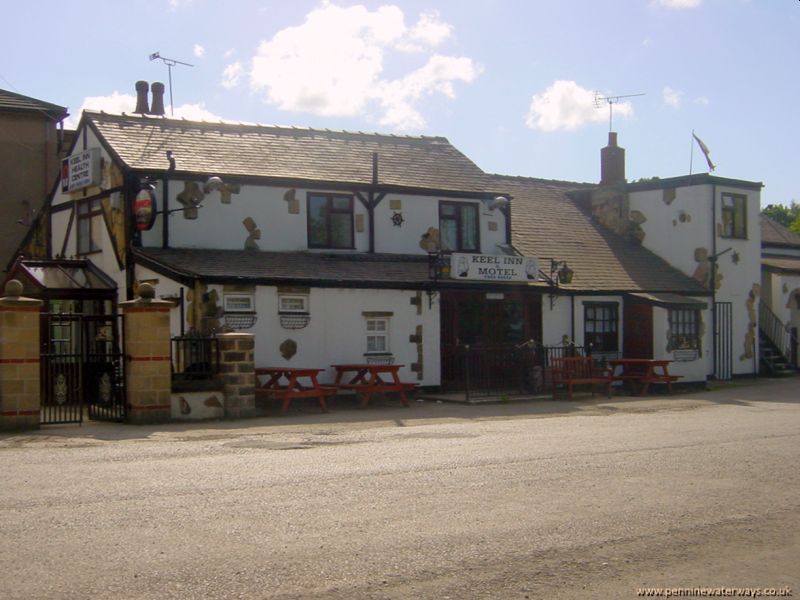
xmin=439 ymin=201 xmax=479 ymax=252
xmin=308 ymin=193 xmax=354 ymax=249
xmin=77 ymin=198 xmax=103 ymax=254
xmin=584 ymin=303 xmax=619 ymax=352
xmin=721 ymin=193 xmax=747 ymax=239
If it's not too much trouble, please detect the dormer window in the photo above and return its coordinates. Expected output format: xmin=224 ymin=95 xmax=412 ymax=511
xmin=439 ymin=201 xmax=479 ymax=252
xmin=307 ymin=193 xmax=354 ymax=249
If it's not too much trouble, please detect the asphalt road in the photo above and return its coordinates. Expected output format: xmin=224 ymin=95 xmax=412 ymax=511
xmin=1 ymin=378 xmax=798 ymax=599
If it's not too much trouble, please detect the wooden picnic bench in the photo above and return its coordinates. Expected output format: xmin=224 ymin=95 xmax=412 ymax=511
xmin=332 ymin=364 xmax=416 ymax=408
xmin=255 ymin=367 xmax=337 ymax=414
xmin=549 ymin=356 xmax=612 ymax=400
xmin=608 ymin=359 xmax=682 ymax=396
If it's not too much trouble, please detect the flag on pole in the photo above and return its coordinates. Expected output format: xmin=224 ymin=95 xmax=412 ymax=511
xmin=692 ymin=132 xmax=716 ymax=172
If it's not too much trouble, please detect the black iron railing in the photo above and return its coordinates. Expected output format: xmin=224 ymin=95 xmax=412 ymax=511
xmin=441 ymin=343 xmax=608 ymax=399
xmin=171 ymin=334 xmax=220 ymax=383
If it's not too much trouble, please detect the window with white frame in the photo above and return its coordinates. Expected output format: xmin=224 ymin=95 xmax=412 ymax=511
xmin=223 ymin=294 xmax=254 ymax=313
xmin=278 ymin=294 xmax=309 ymax=314
xmin=364 ymin=314 xmax=391 ymax=354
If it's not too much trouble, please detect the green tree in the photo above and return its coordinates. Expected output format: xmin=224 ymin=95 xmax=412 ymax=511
xmin=762 ymin=201 xmax=800 ymax=233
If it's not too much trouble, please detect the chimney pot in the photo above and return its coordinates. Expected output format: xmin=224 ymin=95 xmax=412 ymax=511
xmin=149 ymin=82 xmax=166 ymax=116
xmin=134 ymin=81 xmax=150 ymax=114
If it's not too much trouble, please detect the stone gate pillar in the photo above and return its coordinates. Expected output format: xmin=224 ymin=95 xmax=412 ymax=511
xmin=0 ymin=280 xmax=43 ymax=431
xmin=216 ymin=332 xmax=256 ymax=418
xmin=120 ymin=283 xmax=173 ymax=424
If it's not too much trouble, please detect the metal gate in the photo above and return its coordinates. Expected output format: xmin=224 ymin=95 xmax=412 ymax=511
xmin=714 ymin=302 xmax=733 ymax=381
xmin=40 ymin=313 xmax=126 ymax=424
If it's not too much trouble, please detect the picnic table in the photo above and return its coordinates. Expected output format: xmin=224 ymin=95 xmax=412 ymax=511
xmin=332 ymin=363 xmax=416 ymax=408
xmin=607 ymin=359 xmax=682 ymax=396
xmin=255 ymin=367 xmax=337 ymax=414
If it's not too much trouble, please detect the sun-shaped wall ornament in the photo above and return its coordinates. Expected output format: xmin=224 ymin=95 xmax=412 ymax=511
xmin=391 ymin=212 xmax=404 ymax=227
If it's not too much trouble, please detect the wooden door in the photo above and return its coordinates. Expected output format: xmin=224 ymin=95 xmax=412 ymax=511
xmin=623 ymin=303 xmax=653 ymax=359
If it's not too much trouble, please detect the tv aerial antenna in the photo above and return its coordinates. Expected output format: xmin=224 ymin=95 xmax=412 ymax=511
xmin=593 ymin=91 xmax=645 ymax=132
xmin=149 ymin=52 xmax=194 ymax=116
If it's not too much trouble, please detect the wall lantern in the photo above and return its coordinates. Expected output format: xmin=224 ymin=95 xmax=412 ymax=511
xmin=539 ymin=258 xmax=574 ymax=309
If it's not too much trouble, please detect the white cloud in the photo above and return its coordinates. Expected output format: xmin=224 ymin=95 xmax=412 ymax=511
xmin=663 ymin=86 xmax=682 ymax=108
xmin=193 ymin=44 xmax=205 ymax=58
xmin=65 ymin=92 xmax=224 ymax=127
xmin=650 ymin=0 xmax=701 ymax=8
xmin=222 ymin=62 xmax=244 ymax=89
xmin=224 ymin=48 xmax=236 ymax=59
xmin=168 ymin=0 xmax=193 ymax=11
xmin=694 ymin=96 xmax=710 ymax=105
xmin=376 ymin=55 xmax=482 ymax=129
xmin=397 ymin=10 xmax=453 ymax=52
xmin=525 ymin=81 xmax=633 ymax=132
xmin=242 ymin=2 xmax=479 ymax=130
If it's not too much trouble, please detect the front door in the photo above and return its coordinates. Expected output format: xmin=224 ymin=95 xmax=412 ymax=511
xmin=440 ymin=290 xmax=541 ymax=392
xmin=623 ymin=303 xmax=653 ymax=359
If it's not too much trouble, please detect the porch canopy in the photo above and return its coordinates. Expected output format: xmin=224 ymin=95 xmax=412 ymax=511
xmin=625 ymin=292 xmax=708 ymax=310
xmin=4 ymin=258 xmax=117 ymax=301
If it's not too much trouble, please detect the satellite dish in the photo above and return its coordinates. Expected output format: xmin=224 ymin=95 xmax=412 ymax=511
xmin=489 ymin=196 xmax=509 ymax=211
xmin=203 ymin=176 xmax=224 ymax=194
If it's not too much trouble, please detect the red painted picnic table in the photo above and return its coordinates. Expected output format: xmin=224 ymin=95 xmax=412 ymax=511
xmin=607 ymin=359 xmax=682 ymax=396
xmin=255 ymin=367 xmax=337 ymax=414
xmin=331 ymin=364 xmax=416 ymax=408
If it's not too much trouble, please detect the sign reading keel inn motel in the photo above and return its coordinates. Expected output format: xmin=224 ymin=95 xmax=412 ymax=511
xmin=61 ymin=148 xmax=101 ymax=193
xmin=450 ymin=253 xmax=539 ymax=282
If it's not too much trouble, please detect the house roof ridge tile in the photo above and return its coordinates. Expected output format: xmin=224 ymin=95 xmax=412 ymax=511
xmin=83 ymin=110 xmax=449 ymax=144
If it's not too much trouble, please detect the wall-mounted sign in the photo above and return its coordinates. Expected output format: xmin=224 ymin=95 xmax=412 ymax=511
xmin=450 ymin=253 xmax=539 ymax=282
xmin=61 ymin=148 xmax=101 ymax=193
xmin=134 ymin=186 xmax=158 ymax=231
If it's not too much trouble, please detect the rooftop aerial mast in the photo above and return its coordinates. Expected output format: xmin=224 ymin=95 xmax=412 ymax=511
xmin=593 ymin=91 xmax=645 ymax=131
xmin=149 ymin=52 xmax=194 ymax=116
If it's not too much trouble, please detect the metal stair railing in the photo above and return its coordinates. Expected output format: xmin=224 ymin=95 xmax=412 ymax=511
xmin=759 ymin=301 xmax=797 ymax=369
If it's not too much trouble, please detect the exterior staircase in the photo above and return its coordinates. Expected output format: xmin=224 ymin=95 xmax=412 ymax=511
xmin=758 ymin=302 xmax=798 ymax=376
xmin=759 ymin=331 xmax=796 ymax=376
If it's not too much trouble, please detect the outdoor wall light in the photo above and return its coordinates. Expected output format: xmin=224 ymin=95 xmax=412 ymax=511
xmin=539 ymin=259 xmax=574 ymax=309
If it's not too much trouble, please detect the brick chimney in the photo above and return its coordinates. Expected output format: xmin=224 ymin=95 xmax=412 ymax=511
xmin=600 ymin=131 xmax=625 ymax=186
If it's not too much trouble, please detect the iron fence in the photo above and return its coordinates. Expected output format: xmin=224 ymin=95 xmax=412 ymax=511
xmin=171 ymin=334 xmax=220 ymax=383
xmin=441 ymin=343 xmax=612 ymax=399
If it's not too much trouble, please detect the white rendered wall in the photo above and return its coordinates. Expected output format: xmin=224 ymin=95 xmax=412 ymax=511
xmin=143 ymin=181 xmax=507 ymax=256
xmin=651 ymin=306 xmax=710 ymax=383
xmin=253 ymin=286 xmax=440 ymax=386
xmin=629 ymin=183 xmax=761 ymax=375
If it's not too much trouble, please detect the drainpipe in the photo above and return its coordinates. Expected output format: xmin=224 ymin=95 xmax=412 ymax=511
xmin=368 ymin=152 xmax=378 ymax=254
xmin=570 ymin=295 xmax=576 ymax=344
xmin=711 ymin=183 xmax=717 ymax=379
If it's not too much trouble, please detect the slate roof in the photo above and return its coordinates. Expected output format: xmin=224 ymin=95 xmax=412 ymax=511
xmin=496 ymin=174 xmax=708 ymax=294
xmin=134 ymin=248 xmax=431 ymax=288
xmin=761 ymin=215 xmax=800 ymax=248
xmin=0 ymin=88 xmax=67 ymax=119
xmin=86 ymin=111 xmax=497 ymax=195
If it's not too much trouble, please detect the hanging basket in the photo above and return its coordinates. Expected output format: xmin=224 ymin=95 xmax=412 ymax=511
xmin=224 ymin=312 xmax=257 ymax=330
xmin=280 ymin=313 xmax=310 ymax=330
